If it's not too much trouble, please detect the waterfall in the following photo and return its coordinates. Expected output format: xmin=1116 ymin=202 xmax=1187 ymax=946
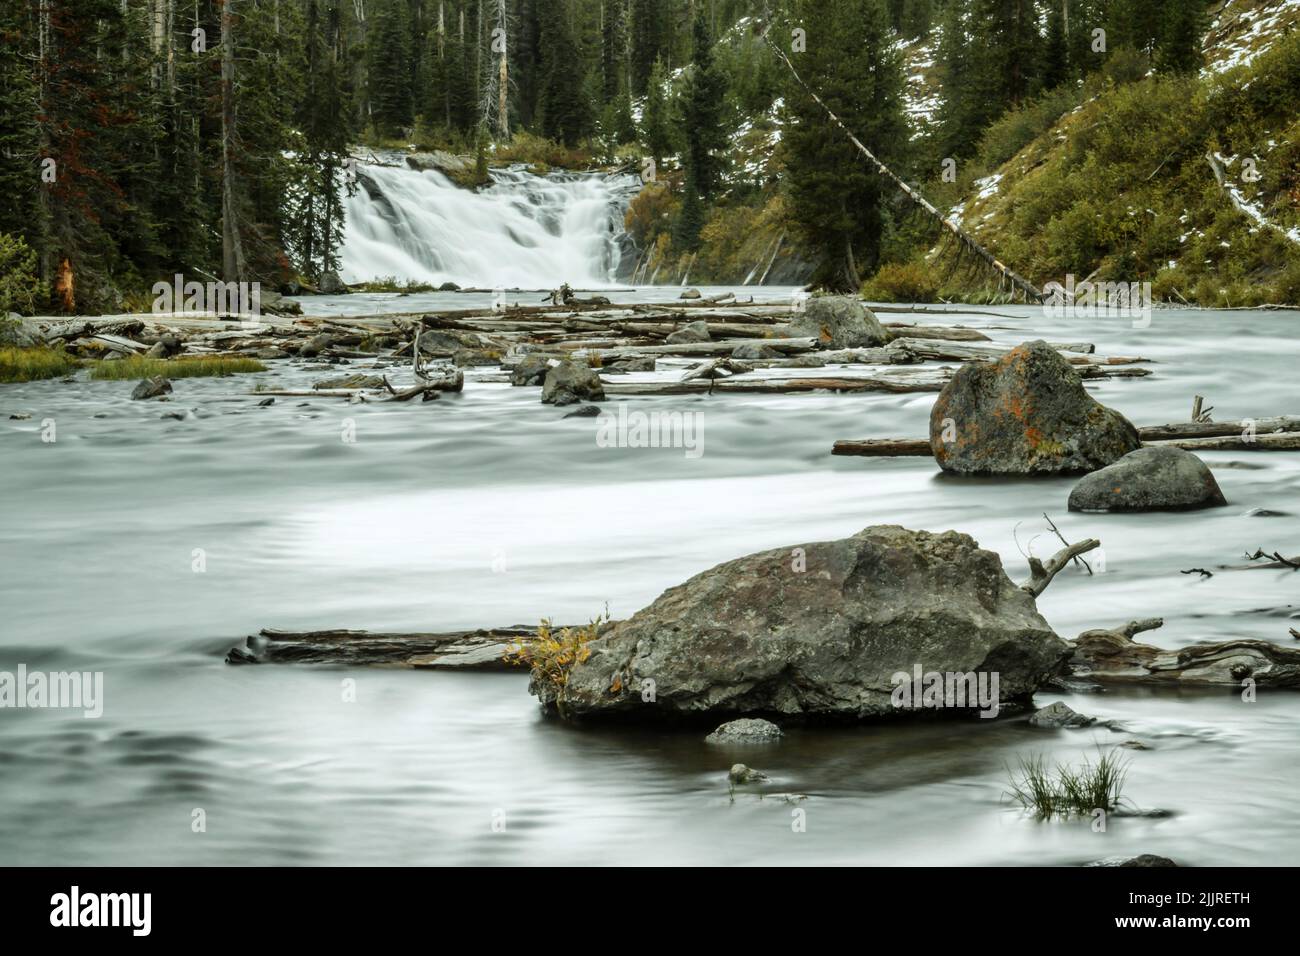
xmin=339 ymin=162 xmax=640 ymax=289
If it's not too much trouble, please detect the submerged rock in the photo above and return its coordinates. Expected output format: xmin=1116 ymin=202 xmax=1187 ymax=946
xmin=1028 ymin=701 xmax=1096 ymax=728
xmin=1068 ymin=446 xmax=1227 ymax=512
xmin=563 ymin=404 xmax=602 ymax=419
xmin=929 ymin=340 xmax=1141 ymax=474
xmin=706 ymin=718 xmax=783 ymax=744
xmin=532 ymin=525 xmax=1070 ymax=721
xmin=728 ymin=763 xmax=767 ymax=784
xmin=131 ymin=376 xmax=173 ymax=400
xmin=788 ymin=296 xmax=889 ymax=349
xmin=679 ymin=288 xmax=702 ymax=300
xmin=1087 ymin=855 xmax=1178 ymax=867
xmin=541 ymin=360 xmax=605 ymax=406
xmin=665 ymin=319 xmax=710 ymax=344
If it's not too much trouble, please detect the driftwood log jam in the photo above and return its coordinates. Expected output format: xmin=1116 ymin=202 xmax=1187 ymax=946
xmin=1071 ymin=618 xmax=1300 ymax=688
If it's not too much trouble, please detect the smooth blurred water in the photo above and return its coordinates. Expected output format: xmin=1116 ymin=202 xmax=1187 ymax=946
xmin=1 ymin=296 xmax=1297 ymax=865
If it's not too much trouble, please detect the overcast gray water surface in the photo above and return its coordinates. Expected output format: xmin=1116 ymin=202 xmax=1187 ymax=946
xmin=1 ymin=292 xmax=1297 ymax=865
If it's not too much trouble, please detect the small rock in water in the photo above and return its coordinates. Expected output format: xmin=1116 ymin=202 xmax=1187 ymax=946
xmin=605 ymin=356 xmax=656 ymax=373
xmin=9 ymin=413 xmax=31 ymax=420
xmin=318 ymin=271 xmax=348 ymax=294
xmin=1028 ymin=701 xmax=1097 ymax=728
xmin=679 ymin=288 xmax=702 ymax=300
xmin=1068 ymin=446 xmax=1227 ymax=513
xmin=314 ymin=373 xmax=386 ymax=390
xmin=706 ymin=718 xmax=783 ymax=744
xmin=665 ymin=319 xmax=710 ymax=344
xmin=1087 ymin=854 xmax=1177 ymax=867
xmin=541 ymin=360 xmax=604 ymax=406
xmin=731 ymin=342 xmax=780 ymax=360
xmin=563 ymin=404 xmax=602 ymax=419
xmin=256 ymin=347 xmax=289 ymax=360
xmin=257 ymin=397 xmax=275 ymax=407
xmin=160 ymin=411 xmax=186 ymax=421
xmin=728 ymin=763 xmax=768 ymax=784
xmin=131 ymin=376 xmax=173 ymax=400
xmin=510 ymin=354 xmax=552 ymax=386
xmin=1244 ymin=507 xmax=1290 ymax=517
xmin=1119 ymin=739 xmax=1150 ymax=750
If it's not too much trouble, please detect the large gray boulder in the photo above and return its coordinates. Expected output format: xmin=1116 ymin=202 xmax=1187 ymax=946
xmin=929 ymin=340 xmax=1141 ymax=474
xmin=788 ymin=296 xmax=889 ymax=349
xmin=541 ymin=360 xmax=605 ymax=406
xmin=1068 ymin=446 xmax=1227 ymax=512
xmin=531 ymin=525 xmax=1070 ymax=721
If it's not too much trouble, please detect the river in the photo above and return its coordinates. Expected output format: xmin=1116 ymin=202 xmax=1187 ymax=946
xmin=1 ymin=289 xmax=1296 ymax=865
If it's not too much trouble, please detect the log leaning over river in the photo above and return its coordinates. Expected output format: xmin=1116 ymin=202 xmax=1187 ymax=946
xmin=833 ymin=416 xmax=1300 ymax=457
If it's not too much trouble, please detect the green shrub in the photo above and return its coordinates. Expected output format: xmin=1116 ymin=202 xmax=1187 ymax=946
xmin=862 ymin=261 xmax=940 ymax=302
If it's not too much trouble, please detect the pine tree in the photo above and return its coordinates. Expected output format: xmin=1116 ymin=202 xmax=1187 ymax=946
xmin=677 ymin=6 xmax=725 ymax=200
xmin=370 ymin=0 xmax=415 ymax=137
xmin=538 ymin=0 xmax=589 ymax=144
xmin=1156 ymin=0 xmax=1205 ymax=75
xmin=782 ymin=0 xmax=907 ymax=289
xmin=1041 ymin=1 xmax=1069 ymax=90
xmin=641 ymin=55 xmax=673 ymax=168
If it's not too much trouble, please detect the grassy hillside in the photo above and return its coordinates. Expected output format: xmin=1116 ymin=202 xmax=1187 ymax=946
xmin=869 ymin=0 xmax=1300 ymax=305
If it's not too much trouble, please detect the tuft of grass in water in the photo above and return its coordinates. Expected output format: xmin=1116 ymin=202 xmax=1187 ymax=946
xmin=0 ymin=346 xmax=80 ymax=383
xmin=1006 ymin=749 xmax=1130 ymax=819
xmin=89 ymin=355 xmax=266 ymax=381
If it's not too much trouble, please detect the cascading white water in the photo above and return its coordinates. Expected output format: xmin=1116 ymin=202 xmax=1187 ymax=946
xmin=340 ymin=162 xmax=640 ymax=289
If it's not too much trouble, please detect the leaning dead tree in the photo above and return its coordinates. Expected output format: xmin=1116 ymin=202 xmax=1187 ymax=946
xmin=756 ymin=17 xmax=1044 ymax=302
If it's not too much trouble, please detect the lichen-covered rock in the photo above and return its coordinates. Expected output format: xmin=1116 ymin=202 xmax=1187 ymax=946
xmin=541 ymin=360 xmax=605 ymax=406
xmin=706 ymin=718 xmax=784 ymax=744
xmin=1067 ymin=446 xmax=1227 ymax=512
xmin=533 ymin=525 xmax=1070 ymax=721
xmin=788 ymin=296 xmax=889 ymax=349
xmin=1028 ymin=701 xmax=1096 ymax=728
xmin=929 ymin=340 xmax=1140 ymax=474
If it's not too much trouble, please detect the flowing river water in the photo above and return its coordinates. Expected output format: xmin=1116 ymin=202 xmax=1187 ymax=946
xmin=1 ymin=290 xmax=1297 ymax=865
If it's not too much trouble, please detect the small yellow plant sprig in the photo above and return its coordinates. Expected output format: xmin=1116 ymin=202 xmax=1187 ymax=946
xmin=503 ymin=613 xmax=609 ymax=704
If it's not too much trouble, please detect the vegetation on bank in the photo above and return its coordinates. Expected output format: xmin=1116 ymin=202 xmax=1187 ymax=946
xmin=0 ymin=346 xmax=79 ymax=383
xmin=88 ymin=356 xmax=267 ymax=381
xmin=1006 ymin=751 xmax=1131 ymax=819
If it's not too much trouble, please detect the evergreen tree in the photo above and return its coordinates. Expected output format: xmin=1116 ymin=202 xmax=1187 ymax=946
xmin=538 ymin=0 xmax=590 ymax=144
xmin=678 ymin=6 xmax=726 ymax=200
xmin=370 ymin=0 xmax=415 ymax=137
xmin=641 ymin=56 xmax=673 ymax=168
xmin=782 ymin=0 xmax=907 ymax=289
xmin=1041 ymin=1 xmax=1069 ymax=90
xmin=1156 ymin=0 xmax=1205 ymax=75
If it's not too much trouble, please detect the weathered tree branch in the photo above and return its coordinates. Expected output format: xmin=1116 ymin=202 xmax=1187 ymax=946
xmin=1020 ymin=538 xmax=1101 ymax=596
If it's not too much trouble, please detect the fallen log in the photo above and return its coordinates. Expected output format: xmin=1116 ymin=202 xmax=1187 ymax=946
xmin=603 ymin=373 xmax=949 ymax=396
xmin=593 ymin=337 xmax=818 ymax=359
xmin=225 ymin=626 xmax=545 ymax=669
xmin=1071 ymin=618 xmax=1300 ymax=688
xmin=833 ymin=416 xmax=1300 ymax=457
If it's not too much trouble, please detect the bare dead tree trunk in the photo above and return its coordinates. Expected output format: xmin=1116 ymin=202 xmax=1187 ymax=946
xmin=220 ymin=0 xmax=247 ymax=281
